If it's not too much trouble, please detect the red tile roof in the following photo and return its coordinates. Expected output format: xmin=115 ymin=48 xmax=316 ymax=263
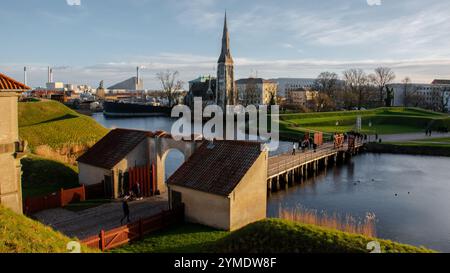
xmin=77 ymin=128 xmax=149 ymax=169
xmin=167 ymin=141 xmax=262 ymax=196
xmin=0 ymin=73 xmax=30 ymax=91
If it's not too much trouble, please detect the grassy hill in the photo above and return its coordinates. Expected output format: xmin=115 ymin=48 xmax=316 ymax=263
xmin=18 ymin=100 xmax=108 ymax=197
xmin=113 ymin=219 xmax=433 ymax=253
xmin=213 ymin=219 xmax=432 ymax=253
xmin=18 ymin=100 xmax=108 ymax=163
xmin=0 ymin=205 xmax=96 ymax=253
xmin=279 ymin=107 xmax=450 ymax=136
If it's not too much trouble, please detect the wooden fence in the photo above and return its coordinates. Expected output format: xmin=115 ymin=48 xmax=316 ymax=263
xmin=23 ymin=185 xmax=85 ymax=215
xmin=81 ymin=204 xmax=184 ymax=251
xmin=128 ymin=164 xmax=156 ymax=197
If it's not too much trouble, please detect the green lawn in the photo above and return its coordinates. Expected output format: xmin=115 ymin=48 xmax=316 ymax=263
xmin=18 ymin=100 xmax=108 ymax=150
xmin=279 ymin=107 xmax=450 ymax=136
xmin=21 ymin=155 xmax=80 ymax=198
xmin=111 ymin=223 xmax=228 ymax=253
xmin=0 ymin=205 xmax=97 ymax=253
xmin=113 ymin=219 xmax=433 ymax=253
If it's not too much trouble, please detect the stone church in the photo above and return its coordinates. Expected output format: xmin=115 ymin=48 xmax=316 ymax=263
xmin=186 ymin=13 xmax=236 ymax=110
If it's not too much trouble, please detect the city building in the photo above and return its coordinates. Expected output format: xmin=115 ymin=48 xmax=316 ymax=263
xmin=216 ymin=13 xmax=237 ymax=109
xmin=185 ymin=75 xmax=217 ymax=108
xmin=0 ymin=73 xmax=30 ymax=214
xmin=235 ymin=78 xmax=278 ymax=105
xmin=77 ymin=129 xmax=151 ymax=199
xmin=389 ymin=80 xmax=450 ymax=112
xmin=270 ymin=78 xmax=317 ymax=97
xmin=167 ymin=141 xmax=268 ymax=231
xmin=107 ymin=76 xmax=144 ymax=93
xmin=77 ymin=129 xmax=204 ymax=198
xmin=285 ymin=89 xmax=318 ymax=108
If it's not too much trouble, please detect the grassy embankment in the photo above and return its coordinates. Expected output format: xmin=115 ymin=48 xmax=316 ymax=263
xmin=18 ymin=100 xmax=109 ymax=198
xmin=19 ymin=100 xmax=109 ymax=164
xmin=0 ymin=205 xmax=97 ymax=253
xmin=113 ymin=219 xmax=433 ymax=253
xmin=279 ymin=107 xmax=450 ymax=139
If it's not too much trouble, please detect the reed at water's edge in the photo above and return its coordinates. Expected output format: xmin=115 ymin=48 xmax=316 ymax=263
xmin=279 ymin=206 xmax=377 ymax=237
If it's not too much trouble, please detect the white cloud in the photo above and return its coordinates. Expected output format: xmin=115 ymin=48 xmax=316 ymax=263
xmin=281 ymin=43 xmax=294 ymax=49
xmin=367 ymin=0 xmax=382 ymax=6
xmin=66 ymin=0 xmax=81 ymax=6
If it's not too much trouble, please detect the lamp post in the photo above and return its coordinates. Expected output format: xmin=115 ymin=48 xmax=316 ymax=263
xmin=368 ymin=121 xmax=372 ymax=142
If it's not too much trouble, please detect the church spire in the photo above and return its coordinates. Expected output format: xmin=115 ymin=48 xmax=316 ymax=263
xmin=218 ymin=11 xmax=233 ymax=64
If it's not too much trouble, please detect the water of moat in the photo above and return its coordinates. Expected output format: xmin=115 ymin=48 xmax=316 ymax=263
xmin=93 ymin=113 xmax=450 ymax=252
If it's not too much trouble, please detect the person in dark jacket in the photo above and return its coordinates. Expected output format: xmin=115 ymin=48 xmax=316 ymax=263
xmin=120 ymin=197 xmax=130 ymax=225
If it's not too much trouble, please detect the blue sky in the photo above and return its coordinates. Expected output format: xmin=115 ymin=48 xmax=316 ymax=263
xmin=1 ymin=0 xmax=450 ymax=89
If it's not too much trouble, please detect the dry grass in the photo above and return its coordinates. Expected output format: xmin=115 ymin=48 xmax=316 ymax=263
xmin=279 ymin=206 xmax=377 ymax=237
xmin=34 ymin=142 xmax=95 ymax=165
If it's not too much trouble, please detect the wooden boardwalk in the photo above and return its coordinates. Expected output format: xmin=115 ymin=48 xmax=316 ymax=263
xmin=267 ymin=140 xmax=365 ymax=191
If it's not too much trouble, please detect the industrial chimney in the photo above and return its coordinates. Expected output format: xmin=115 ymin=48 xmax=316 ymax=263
xmin=136 ymin=66 xmax=140 ymax=86
xmin=24 ymin=66 xmax=27 ymax=86
xmin=50 ymin=68 xmax=54 ymax=83
xmin=47 ymin=66 xmax=51 ymax=83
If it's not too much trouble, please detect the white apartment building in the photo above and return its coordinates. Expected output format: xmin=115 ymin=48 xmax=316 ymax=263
xmin=235 ymin=78 xmax=278 ymax=105
xmin=389 ymin=80 xmax=450 ymax=112
xmin=269 ymin=78 xmax=316 ymax=97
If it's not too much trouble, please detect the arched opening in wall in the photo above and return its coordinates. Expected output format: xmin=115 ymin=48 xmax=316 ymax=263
xmin=163 ymin=148 xmax=185 ymax=182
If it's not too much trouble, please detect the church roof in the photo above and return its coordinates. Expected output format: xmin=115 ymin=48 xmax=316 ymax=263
xmin=218 ymin=13 xmax=233 ymax=64
xmin=0 ymin=73 xmax=30 ymax=91
xmin=189 ymin=79 xmax=217 ymax=98
xmin=167 ymin=141 xmax=262 ymax=196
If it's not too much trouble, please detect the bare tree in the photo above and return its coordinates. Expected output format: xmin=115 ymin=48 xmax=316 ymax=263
xmin=156 ymin=70 xmax=184 ymax=107
xmin=312 ymin=92 xmax=335 ymax=112
xmin=402 ymin=77 xmax=413 ymax=106
xmin=369 ymin=67 xmax=396 ymax=106
xmin=430 ymin=88 xmax=450 ymax=113
xmin=343 ymin=69 xmax=369 ymax=110
xmin=314 ymin=72 xmax=340 ymax=99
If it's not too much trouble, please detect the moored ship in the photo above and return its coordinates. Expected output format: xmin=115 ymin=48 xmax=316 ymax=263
xmin=103 ymin=101 xmax=171 ymax=117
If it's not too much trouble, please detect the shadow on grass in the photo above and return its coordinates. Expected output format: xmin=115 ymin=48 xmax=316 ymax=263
xmin=33 ymin=114 xmax=79 ymax=126
xmin=21 ymin=156 xmax=79 ymax=198
xmin=111 ymin=223 xmax=228 ymax=253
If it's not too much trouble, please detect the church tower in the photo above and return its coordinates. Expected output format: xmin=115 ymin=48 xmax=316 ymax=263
xmin=216 ymin=12 xmax=236 ymax=109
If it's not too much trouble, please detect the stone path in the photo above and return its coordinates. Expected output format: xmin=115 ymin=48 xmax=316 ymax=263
xmin=33 ymin=194 xmax=168 ymax=240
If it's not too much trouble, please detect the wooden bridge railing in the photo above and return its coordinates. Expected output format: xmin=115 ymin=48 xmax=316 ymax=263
xmin=268 ymin=140 xmax=365 ymax=178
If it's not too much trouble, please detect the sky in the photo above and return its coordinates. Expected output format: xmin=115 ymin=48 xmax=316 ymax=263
xmin=1 ymin=0 xmax=450 ymax=89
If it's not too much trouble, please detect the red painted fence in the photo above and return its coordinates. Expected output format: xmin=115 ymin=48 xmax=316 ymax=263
xmin=81 ymin=204 xmax=184 ymax=251
xmin=23 ymin=185 xmax=85 ymax=215
xmin=128 ymin=163 xmax=157 ymax=197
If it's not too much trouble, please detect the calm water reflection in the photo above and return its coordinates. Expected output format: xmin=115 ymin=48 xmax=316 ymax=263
xmin=92 ymin=114 xmax=450 ymax=252
xmin=268 ymin=153 xmax=450 ymax=252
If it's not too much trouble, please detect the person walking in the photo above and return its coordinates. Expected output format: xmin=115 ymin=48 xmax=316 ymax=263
xmin=292 ymin=142 xmax=296 ymax=155
xmin=120 ymin=197 xmax=130 ymax=225
xmin=135 ymin=182 xmax=142 ymax=200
